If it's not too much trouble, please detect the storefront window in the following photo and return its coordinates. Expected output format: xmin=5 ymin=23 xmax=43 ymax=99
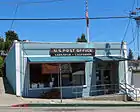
xmin=71 ymin=63 xmax=85 ymax=86
xmin=29 ymin=63 xmax=85 ymax=89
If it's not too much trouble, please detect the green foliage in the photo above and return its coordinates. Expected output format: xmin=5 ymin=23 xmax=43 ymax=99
xmin=0 ymin=30 xmax=19 ymax=53
xmin=138 ymin=56 xmax=140 ymax=60
xmin=76 ymin=34 xmax=87 ymax=42
xmin=0 ymin=56 xmax=4 ymax=76
xmin=0 ymin=42 xmax=5 ymax=51
xmin=5 ymin=30 xmax=19 ymax=42
xmin=4 ymin=40 xmax=12 ymax=52
xmin=0 ymin=37 xmax=4 ymax=42
xmin=0 ymin=56 xmax=3 ymax=68
xmin=0 ymin=30 xmax=19 ymax=76
xmin=5 ymin=30 xmax=19 ymax=52
xmin=128 ymin=49 xmax=133 ymax=60
xmin=76 ymin=37 xmax=81 ymax=42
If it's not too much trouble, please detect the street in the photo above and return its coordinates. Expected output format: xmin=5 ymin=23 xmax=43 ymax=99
xmin=0 ymin=107 xmax=140 ymax=112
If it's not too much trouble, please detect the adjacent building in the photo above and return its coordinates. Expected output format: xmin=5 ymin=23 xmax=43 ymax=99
xmin=128 ymin=60 xmax=140 ymax=88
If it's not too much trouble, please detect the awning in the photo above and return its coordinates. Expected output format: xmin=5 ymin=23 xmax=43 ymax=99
xmin=94 ymin=56 xmax=129 ymax=62
xmin=28 ymin=56 xmax=93 ymax=63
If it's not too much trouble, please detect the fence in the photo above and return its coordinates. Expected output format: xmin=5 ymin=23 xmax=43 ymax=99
xmin=120 ymin=82 xmax=140 ymax=101
xmin=39 ymin=84 xmax=120 ymax=100
xmin=38 ymin=83 xmax=140 ymax=102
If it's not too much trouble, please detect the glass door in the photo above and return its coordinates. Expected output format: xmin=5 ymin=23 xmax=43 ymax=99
xmin=96 ymin=69 xmax=111 ymax=95
xmin=96 ymin=62 xmax=112 ymax=95
xmin=96 ymin=70 xmax=103 ymax=95
xmin=103 ymin=70 xmax=111 ymax=94
xmin=103 ymin=70 xmax=111 ymax=85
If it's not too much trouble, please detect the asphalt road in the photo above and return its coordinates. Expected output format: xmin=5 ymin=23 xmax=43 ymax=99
xmin=0 ymin=107 xmax=140 ymax=112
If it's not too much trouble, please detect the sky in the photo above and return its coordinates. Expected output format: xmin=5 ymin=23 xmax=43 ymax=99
xmin=0 ymin=0 xmax=139 ymax=53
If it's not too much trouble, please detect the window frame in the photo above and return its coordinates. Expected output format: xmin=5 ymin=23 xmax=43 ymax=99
xmin=28 ymin=62 xmax=87 ymax=90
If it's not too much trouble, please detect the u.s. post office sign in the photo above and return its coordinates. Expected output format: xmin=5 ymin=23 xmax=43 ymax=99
xmin=50 ymin=48 xmax=95 ymax=56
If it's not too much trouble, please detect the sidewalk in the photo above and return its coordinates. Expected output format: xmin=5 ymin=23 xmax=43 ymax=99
xmin=1 ymin=77 xmax=140 ymax=107
xmin=10 ymin=97 xmax=140 ymax=107
xmin=0 ymin=77 xmax=5 ymax=95
xmin=1 ymin=94 xmax=140 ymax=107
xmin=0 ymin=94 xmax=19 ymax=106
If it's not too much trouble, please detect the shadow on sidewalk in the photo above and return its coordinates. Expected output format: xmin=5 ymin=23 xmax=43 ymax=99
xmin=2 ymin=76 xmax=14 ymax=95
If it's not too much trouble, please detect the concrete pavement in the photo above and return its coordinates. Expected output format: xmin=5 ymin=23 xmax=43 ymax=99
xmin=0 ymin=77 xmax=5 ymax=95
xmin=1 ymin=107 xmax=140 ymax=112
xmin=1 ymin=94 xmax=140 ymax=107
xmin=1 ymin=92 xmax=140 ymax=107
xmin=0 ymin=77 xmax=18 ymax=106
xmin=0 ymin=94 xmax=19 ymax=106
xmin=10 ymin=97 xmax=140 ymax=107
xmin=1 ymin=77 xmax=140 ymax=107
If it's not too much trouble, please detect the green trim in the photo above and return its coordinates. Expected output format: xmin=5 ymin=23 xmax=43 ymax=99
xmin=28 ymin=56 xmax=93 ymax=63
xmin=94 ymin=56 xmax=128 ymax=62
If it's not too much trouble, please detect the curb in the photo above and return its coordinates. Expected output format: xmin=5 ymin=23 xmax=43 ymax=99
xmin=11 ymin=103 xmax=140 ymax=107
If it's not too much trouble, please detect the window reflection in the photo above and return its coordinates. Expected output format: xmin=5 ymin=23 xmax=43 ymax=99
xmin=30 ymin=63 xmax=85 ymax=88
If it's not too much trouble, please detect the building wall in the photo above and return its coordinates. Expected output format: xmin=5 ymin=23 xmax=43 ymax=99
xmin=119 ymin=61 xmax=125 ymax=84
xmin=20 ymin=42 xmax=93 ymax=97
xmin=5 ymin=44 xmax=16 ymax=93
xmin=132 ymin=72 xmax=140 ymax=88
xmin=21 ymin=42 xmax=122 ymax=56
xmin=18 ymin=42 xmax=125 ymax=98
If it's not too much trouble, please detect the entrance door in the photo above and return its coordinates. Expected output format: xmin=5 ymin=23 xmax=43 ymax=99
xmin=103 ymin=70 xmax=111 ymax=94
xmin=103 ymin=70 xmax=111 ymax=84
xmin=96 ymin=70 xmax=103 ymax=95
xmin=96 ymin=69 xmax=111 ymax=95
xmin=96 ymin=62 xmax=112 ymax=95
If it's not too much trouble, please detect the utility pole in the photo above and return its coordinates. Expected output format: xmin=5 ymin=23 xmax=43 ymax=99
xmin=131 ymin=8 xmax=140 ymax=57
xmin=85 ymin=0 xmax=90 ymax=43
xmin=136 ymin=20 xmax=140 ymax=56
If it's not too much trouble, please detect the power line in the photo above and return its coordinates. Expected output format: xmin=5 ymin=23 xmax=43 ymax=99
xmin=137 ymin=0 xmax=139 ymax=7
xmin=0 ymin=1 xmax=21 ymax=4
xmin=132 ymin=0 xmax=136 ymax=11
xmin=0 ymin=16 xmax=131 ymax=21
xmin=127 ymin=19 xmax=136 ymax=45
xmin=122 ymin=18 xmax=131 ymax=41
xmin=0 ymin=0 xmax=68 ymax=5
xmin=21 ymin=0 xmax=67 ymax=5
xmin=9 ymin=4 xmax=19 ymax=30
xmin=122 ymin=0 xmax=137 ymax=43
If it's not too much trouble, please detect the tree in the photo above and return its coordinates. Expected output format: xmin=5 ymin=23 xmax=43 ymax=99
xmin=4 ymin=40 xmax=12 ymax=52
xmin=0 ymin=37 xmax=4 ymax=51
xmin=76 ymin=34 xmax=87 ymax=42
xmin=0 ymin=42 xmax=5 ymax=51
xmin=128 ymin=49 xmax=133 ymax=60
xmin=76 ymin=37 xmax=81 ymax=42
xmin=134 ymin=61 xmax=139 ymax=70
xmin=0 ymin=37 xmax=4 ymax=42
xmin=5 ymin=30 xmax=19 ymax=52
xmin=5 ymin=30 xmax=19 ymax=42
xmin=138 ymin=55 xmax=140 ymax=60
xmin=0 ymin=56 xmax=4 ymax=76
